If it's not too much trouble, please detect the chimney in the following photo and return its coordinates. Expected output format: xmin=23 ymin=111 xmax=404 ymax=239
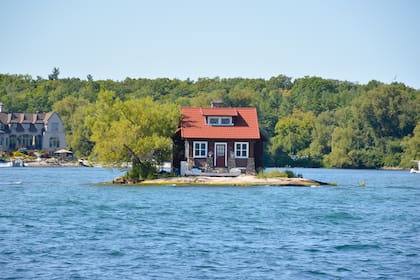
xmin=211 ymin=101 xmax=224 ymax=108
xmin=0 ymin=103 xmax=4 ymax=113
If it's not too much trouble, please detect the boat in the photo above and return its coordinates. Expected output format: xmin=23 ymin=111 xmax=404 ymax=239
xmin=410 ymin=160 xmax=420 ymax=173
xmin=0 ymin=159 xmax=24 ymax=167
xmin=0 ymin=160 xmax=12 ymax=167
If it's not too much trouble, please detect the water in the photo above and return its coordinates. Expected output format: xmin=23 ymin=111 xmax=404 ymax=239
xmin=0 ymin=167 xmax=419 ymax=279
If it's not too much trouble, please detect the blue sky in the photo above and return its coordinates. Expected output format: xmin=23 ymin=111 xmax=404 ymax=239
xmin=1 ymin=0 xmax=420 ymax=88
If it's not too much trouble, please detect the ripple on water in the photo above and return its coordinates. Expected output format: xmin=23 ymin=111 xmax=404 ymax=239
xmin=0 ymin=167 xmax=419 ymax=279
xmin=334 ymin=244 xmax=381 ymax=251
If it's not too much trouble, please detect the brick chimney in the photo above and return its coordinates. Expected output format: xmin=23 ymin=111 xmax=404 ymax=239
xmin=0 ymin=103 xmax=4 ymax=113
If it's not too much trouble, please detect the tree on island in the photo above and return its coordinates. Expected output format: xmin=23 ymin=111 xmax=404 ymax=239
xmin=87 ymin=90 xmax=180 ymax=181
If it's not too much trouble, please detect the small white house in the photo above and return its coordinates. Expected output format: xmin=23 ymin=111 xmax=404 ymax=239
xmin=0 ymin=103 xmax=66 ymax=153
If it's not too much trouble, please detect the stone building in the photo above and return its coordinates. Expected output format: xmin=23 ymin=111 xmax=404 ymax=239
xmin=0 ymin=103 xmax=66 ymax=153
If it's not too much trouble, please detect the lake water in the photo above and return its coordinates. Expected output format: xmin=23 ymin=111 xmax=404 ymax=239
xmin=0 ymin=167 xmax=419 ymax=279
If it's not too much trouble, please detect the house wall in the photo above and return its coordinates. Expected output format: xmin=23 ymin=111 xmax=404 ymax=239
xmin=0 ymin=112 xmax=66 ymax=153
xmin=184 ymin=139 xmax=260 ymax=173
xmin=1 ymin=123 xmax=44 ymax=152
xmin=42 ymin=113 xmax=66 ymax=152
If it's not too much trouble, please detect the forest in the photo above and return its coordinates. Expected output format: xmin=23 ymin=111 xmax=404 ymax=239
xmin=1 ymin=69 xmax=419 ymax=170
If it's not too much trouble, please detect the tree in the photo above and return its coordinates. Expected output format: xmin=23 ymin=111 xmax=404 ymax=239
xmin=310 ymin=111 xmax=338 ymax=156
xmin=88 ymin=91 xmax=180 ymax=180
xmin=1 ymin=72 xmax=417 ymax=168
xmin=48 ymin=67 xmax=60 ymax=80
xmin=324 ymin=126 xmax=358 ymax=168
xmin=288 ymin=76 xmax=339 ymax=114
xmin=353 ymin=84 xmax=417 ymax=139
xmin=53 ymin=96 xmax=93 ymax=157
xmin=400 ymin=122 xmax=420 ymax=168
xmin=270 ymin=109 xmax=315 ymax=157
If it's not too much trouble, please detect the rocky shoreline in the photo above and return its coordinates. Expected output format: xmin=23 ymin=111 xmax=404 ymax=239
xmin=113 ymin=174 xmax=335 ymax=187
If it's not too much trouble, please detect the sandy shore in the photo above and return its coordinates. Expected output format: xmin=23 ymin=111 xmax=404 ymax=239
xmin=138 ymin=175 xmax=334 ymax=187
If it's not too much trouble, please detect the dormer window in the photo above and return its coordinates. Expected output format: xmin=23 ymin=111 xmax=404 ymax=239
xmin=209 ymin=117 xmax=219 ymax=125
xmin=207 ymin=116 xmax=233 ymax=126
xmin=221 ymin=117 xmax=232 ymax=125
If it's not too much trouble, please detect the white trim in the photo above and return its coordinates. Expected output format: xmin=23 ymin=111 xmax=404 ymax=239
xmin=207 ymin=116 xmax=233 ymax=126
xmin=185 ymin=140 xmax=189 ymax=159
xmin=234 ymin=142 xmax=249 ymax=158
xmin=193 ymin=141 xmax=208 ymax=158
xmin=214 ymin=142 xmax=227 ymax=167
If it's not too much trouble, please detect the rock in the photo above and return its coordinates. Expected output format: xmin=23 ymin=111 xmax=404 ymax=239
xmin=113 ymin=176 xmax=126 ymax=184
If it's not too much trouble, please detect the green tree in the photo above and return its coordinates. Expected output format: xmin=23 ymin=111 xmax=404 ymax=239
xmin=353 ymin=84 xmax=417 ymax=138
xmin=48 ymin=67 xmax=60 ymax=80
xmin=323 ymin=127 xmax=355 ymax=168
xmin=400 ymin=122 xmax=420 ymax=168
xmin=53 ymin=96 xmax=93 ymax=157
xmin=310 ymin=111 xmax=338 ymax=157
xmin=88 ymin=92 xmax=180 ymax=180
xmin=270 ymin=110 xmax=315 ymax=157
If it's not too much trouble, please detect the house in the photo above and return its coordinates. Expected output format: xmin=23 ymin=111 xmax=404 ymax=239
xmin=173 ymin=102 xmax=265 ymax=175
xmin=0 ymin=103 xmax=66 ymax=153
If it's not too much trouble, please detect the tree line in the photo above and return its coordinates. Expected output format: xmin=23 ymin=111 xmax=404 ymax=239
xmin=1 ymin=71 xmax=419 ymax=171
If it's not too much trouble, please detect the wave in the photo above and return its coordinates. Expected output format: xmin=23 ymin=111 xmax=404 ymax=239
xmin=0 ymin=181 xmax=23 ymax=185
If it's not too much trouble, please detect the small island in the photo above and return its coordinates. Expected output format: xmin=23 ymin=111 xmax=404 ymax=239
xmin=137 ymin=175 xmax=333 ymax=187
xmin=112 ymin=168 xmax=335 ymax=187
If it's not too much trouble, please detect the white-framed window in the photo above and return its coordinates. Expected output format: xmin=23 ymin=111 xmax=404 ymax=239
xmin=193 ymin=141 xmax=208 ymax=158
xmin=207 ymin=117 xmax=233 ymax=126
xmin=221 ymin=117 xmax=232 ymax=125
xmin=208 ymin=117 xmax=219 ymax=125
xmin=235 ymin=142 xmax=249 ymax=158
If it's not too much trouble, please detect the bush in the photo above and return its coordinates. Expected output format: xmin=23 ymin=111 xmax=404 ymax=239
xmin=256 ymin=169 xmax=300 ymax=179
xmin=12 ymin=151 xmax=27 ymax=158
xmin=127 ymin=160 xmax=158 ymax=181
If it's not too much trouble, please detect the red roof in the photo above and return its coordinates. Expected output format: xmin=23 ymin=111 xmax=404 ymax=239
xmin=180 ymin=107 xmax=261 ymax=139
xmin=200 ymin=108 xmax=238 ymax=116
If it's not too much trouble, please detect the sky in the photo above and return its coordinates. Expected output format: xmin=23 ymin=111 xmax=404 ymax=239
xmin=1 ymin=0 xmax=420 ymax=88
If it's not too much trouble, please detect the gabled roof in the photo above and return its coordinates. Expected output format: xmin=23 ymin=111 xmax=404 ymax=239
xmin=0 ymin=112 xmax=54 ymax=125
xmin=180 ymin=107 xmax=261 ymax=139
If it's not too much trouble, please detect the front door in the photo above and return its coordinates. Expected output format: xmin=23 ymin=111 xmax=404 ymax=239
xmin=215 ymin=143 xmax=226 ymax=167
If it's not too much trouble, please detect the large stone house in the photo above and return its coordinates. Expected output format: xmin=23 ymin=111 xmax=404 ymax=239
xmin=0 ymin=103 xmax=66 ymax=153
xmin=173 ymin=102 xmax=265 ymax=175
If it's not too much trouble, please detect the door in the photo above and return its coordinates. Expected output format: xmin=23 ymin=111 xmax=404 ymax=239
xmin=215 ymin=143 xmax=227 ymax=167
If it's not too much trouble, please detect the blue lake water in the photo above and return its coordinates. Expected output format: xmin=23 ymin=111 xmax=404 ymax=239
xmin=0 ymin=167 xmax=419 ymax=279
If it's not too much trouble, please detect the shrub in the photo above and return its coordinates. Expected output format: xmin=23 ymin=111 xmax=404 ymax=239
xmin=256 ymin=169 xmax=299 ymax=178
xmin=12 ymin=151 xmax=27 ymax=158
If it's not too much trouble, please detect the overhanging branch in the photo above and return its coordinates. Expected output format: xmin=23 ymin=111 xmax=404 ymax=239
xmin=123 ymin=144 xmax=140 ymax=163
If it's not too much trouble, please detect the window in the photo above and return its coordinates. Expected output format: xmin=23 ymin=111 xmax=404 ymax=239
xmin=221 ymin=117 xmax=232 ymax=125
xmin=207 ymin=117 xmax=233 ymax=126
xmin=49 ymin=137 xmax=60 ymax=148
xmin=9 ymin=135 xmax=16 ymax=149
xmin=21 ymin=135 xmax=32 ymax=148
xmin=208 ymin=117 xmax=219 ymax=125
xmin=193 ymin=141 xmax=208 ymax=158
xmin=235 ymin=142 xmax=249 ymax=158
